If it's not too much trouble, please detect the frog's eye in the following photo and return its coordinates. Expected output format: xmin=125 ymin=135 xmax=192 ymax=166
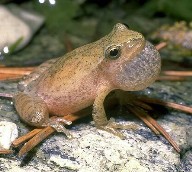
xmin=105 ymin=45 xmax=121 ymax=60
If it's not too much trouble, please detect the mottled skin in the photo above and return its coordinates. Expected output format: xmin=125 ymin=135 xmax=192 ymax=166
xmin=13 ymin=23 xmax=161 ymax=137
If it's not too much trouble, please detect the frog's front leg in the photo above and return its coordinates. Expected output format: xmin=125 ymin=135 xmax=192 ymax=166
xmin=92 ymin=85 xmax=125 ymax=139
xmin=13 ymin=92 xmax=72 ymax=138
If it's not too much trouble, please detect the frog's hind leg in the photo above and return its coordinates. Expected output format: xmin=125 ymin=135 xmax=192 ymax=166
xmin=13 ymin=92 xmax=72 ymax=138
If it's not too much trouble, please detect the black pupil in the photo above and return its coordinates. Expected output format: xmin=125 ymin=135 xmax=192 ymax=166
xmin=110 ymin=48 xmax=119 ymax=57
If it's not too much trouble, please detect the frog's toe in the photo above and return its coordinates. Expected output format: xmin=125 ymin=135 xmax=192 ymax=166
xmin=99 ymin=118 xmax=125 ymax=139
xmin=45 ymin=116 xmax=73 ymax=139
xmin=51 ymin=123 xmax=73 ymax=139
xmin=107 ymin=118 xmax=138 ymax=130
xmin=50 ymin=116 xmax=72 ymax=125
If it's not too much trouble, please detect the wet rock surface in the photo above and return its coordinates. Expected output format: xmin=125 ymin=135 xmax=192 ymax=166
xmin=0 ymin=80 xmax=191 ymax=172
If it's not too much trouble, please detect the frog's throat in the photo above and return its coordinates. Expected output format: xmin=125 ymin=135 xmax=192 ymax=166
xmin=117 ymin=41 xmax=161 ymax=91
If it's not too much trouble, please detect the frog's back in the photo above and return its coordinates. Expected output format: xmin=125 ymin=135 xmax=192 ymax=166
xmin=25 ymin=23 xmax=143 ymax=94
xmin=21 ymin=23 xmax=147 ymax=115
xmin=26 ymin=39 xmax=105 ymax=94
xmin=22 ymin=38 xmax=110 ymax=115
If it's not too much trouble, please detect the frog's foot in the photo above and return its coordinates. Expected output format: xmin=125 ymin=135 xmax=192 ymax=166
xmin=44 ymin=117 xmax=73 ymax=139
xmin=98 ymin=118 xmax=126 ymax=139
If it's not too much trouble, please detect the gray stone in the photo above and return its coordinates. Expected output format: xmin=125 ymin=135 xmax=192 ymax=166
xmin=0 ymin=4 xmax=44 ymax=53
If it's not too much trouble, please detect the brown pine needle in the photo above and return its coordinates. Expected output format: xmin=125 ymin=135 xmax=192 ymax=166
xmin=144 ymin=113 xmax=180 ymax=152
xmin=64 ymin=34 xmax=73 ymax=52
xmin=128 ymin=106 xmax=180 ymax=152
xmin=0 ymin=67 xmax=35 ymax=81
xmin=0 ymin=92 xmax=13 ymax=98
xmin=155 ymin=42 xmax=167 ymax=51
xmin=12 ymin=129 xmax=42 ymax=147
xmin=133 ymin=100 xmax=153 ymax=111
xmin=18 ymin=108 xmax=91 ymax=157
xmin=158 ymin=75 xmax=187 ymax=81
xmin=19 ymin=126 xmax=54 ymax=157
xmin=0 ymin=74 xmax=24 ymax=80
xmin=127 ymin=106 xmax=160 ymax=135
xmin=0 ymin=67 xmax=34 ymax=75
xmin=162 ymin=71 xmax=192 ymax=77
xmin=0 ymin=149 xmax=13 ymax=154
xmin=138 ymin=97 xmax=192 ymax=114
xmin=155 ymin=42 xmax=192 ymax=80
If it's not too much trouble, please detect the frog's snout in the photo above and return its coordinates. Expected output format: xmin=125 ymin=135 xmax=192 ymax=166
xmin=117 ymin=41 xmax=161 ymax=91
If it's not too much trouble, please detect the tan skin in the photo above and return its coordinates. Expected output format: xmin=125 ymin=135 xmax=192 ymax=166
xmin=13 ymin=23 xmax=161 ymax=138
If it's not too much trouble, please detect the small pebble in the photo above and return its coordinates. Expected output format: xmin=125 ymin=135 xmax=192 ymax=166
xmin=0 ymin=121 xmax=18 ymax=149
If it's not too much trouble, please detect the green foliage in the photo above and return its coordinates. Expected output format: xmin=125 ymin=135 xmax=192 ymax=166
xmin=139 ymin=0 xmax=192 ymax=21
xmin=32 ymin=0 xmax=192 ymax=39
xmin=4 ymin=0 xmax=192 ymax=66
xmin=33 ymin=0 xmax=82 ymax=34
xmin=159 ymin=0 xmax=192 ymax=21
xmin=9 ymin=37 xmax=23 ymax=53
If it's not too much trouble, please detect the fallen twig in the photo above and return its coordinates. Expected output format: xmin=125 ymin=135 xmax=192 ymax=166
xmin=138 ymin=97 xmax=192 ymax=114
xmin=161 ymin=71 xmax=192 ymax=77
xmin=15 ymin=108 xmax=91 ymax=157
xmin=155 ymin=42 xmax=167 ymax=51
xmin=158 ymin=75 xmax=188 ymax=81
xmin=0 ymin=149 xmax=13 ymax=154
xmin=12 ymin=129 xmax=42 ymax=147
xmin=128 ymin=106 xmax=180 ymax=152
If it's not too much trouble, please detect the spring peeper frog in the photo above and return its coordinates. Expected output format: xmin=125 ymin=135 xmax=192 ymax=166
xmin=13 ymin=23 xmax=161 ymax=138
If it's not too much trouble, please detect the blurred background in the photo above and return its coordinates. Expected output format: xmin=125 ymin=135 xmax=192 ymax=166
xmin=0 ymin=0 xmax=192 ymax=68
xmin=0 ymin=2 xmax=192 ymax=171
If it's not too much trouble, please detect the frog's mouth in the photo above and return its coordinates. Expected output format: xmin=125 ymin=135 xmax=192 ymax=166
xmin=117 ymin=41 xmax=161 ymax=91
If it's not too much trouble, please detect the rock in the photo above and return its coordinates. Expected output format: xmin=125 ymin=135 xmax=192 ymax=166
xmin=49 ymin=155 xmax=81 ymax=170
xmin=0 ymin=4 xmax=44 ymax=53
xmin=0 ymin=121 xmax=18 ymax=149
xmin=34 ymin=123 xmax=180 ymax=172
xmin=179 ymin=151 xmax=192 ymax=172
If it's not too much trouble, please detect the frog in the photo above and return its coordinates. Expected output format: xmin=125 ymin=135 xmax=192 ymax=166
xmin=13 ymin=23 xmax=161 ymax=138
